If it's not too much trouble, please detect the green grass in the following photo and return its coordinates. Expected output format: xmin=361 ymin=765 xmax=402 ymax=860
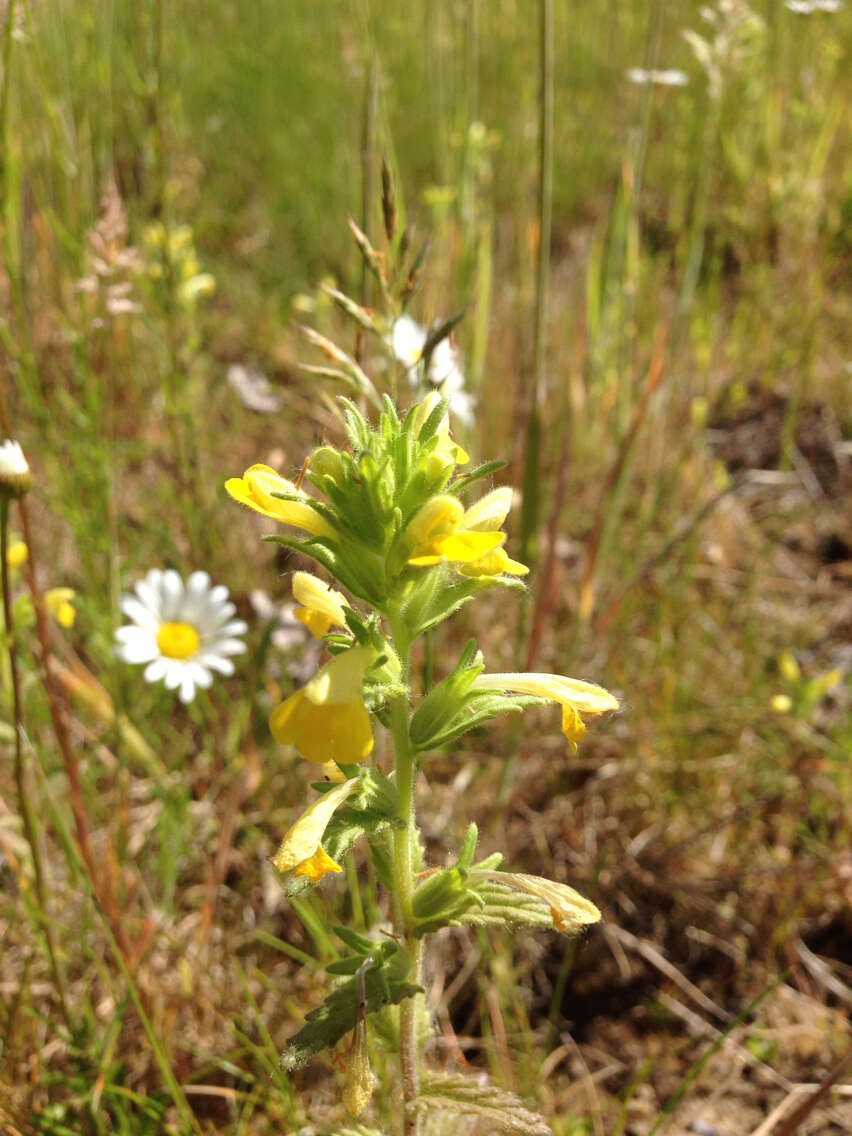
xmin=2 ymin=0 xmax=851 ymax=1132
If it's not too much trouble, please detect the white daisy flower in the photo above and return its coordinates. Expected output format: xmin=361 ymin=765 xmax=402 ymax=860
xmin=115 ymin=569 xmax=247 ymax=703
xmin=387 ymin=316 xmax=476 ymax=426
xmin=388 ymin=314 xmax=427 ymax=376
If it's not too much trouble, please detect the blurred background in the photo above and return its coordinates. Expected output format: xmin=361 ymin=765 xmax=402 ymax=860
xmin=1 ymin=0 xmax=850 ymax=1132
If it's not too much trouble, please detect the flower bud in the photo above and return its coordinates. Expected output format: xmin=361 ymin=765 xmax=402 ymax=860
xmin=0 ymin=440 xmax=32 ymax=499
xmin=342 ymin=1020 xmax=375 ymax=1117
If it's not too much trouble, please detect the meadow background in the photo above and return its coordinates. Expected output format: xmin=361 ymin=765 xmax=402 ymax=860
xmin=1 ymin=0 xmax=851 ymax=1132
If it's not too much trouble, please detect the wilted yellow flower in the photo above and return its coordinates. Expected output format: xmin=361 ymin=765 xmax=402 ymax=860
xmin=407 ymin=495 xmax=504 ymax=567
xmin=270 ymin=646 xmax=375 ymax=764
xmin=343 ymin=1017 xmax=376 ymax=1117
xmin=471 ymin=671 xmax=618 ymax=750
xmin=226 ymin=464 xmax=335 ymax=537
xmin=474 ymin=870 xmax=601 ymax=933
xmin=45 ymin=587 xmax=76 ymax=628
xmin=292 ymin=571 xmax=348 ymax=638
xmin=6 ymin=540 xmax=28 ymax=570
xmin=270 ymin=778 xmax=356 ymax=881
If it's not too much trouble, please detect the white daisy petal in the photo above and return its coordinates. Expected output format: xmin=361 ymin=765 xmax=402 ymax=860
xmin=161 ymin=570 xmax=184 ymax=620
xmin=214 ymin=638 xmax=248 ymax=656
xmin=197 ymin=654 xmax=235 ymax=676
xmin=179 ymin=674 xmax=197 ymax=703
xmin=220 ymin=619 xmax=248 ymax=637
xmin=115 ymin=627 xmax=159 ymax=663
xmin=144 ymin=657 xmax=170 ymax=682
xmin=163 ymin=661 xmax=184 ymax=690
xmin=120 ymin=595 xmax=161 ymax=632
xmin=134 ymin=570 xmax=163 ymax=612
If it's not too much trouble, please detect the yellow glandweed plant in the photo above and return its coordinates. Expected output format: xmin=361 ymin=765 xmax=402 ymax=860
xmin=227 ymin=392 xmax=618 ymax=1133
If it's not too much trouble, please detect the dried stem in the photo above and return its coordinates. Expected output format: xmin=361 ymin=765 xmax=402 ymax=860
xmin=18 ymin=497 xmax=134 ymax=965
xmin=1 ymin=498 xmax=71 ymax=1027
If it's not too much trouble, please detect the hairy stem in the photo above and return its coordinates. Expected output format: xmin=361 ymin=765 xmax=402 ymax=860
xmin=386 ymin=605 xmax=421 ymax=1134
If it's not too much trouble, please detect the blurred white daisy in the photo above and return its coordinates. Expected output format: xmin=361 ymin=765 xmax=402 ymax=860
xmin=387 ymin=315 xmax=476 ymax=426
xmin=785 ymin=0 xmax=843 ymax=11
xmin=626 ymin=67 xmax=689 ymax=86
xmin=115 ymin=569 xmax=247 ymax=703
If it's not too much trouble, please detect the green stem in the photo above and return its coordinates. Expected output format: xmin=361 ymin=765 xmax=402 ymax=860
xmin=0 ymin=499 xmax=72 ymax=1028
xmin=385 ymin=604 xmax=421 ymax=1134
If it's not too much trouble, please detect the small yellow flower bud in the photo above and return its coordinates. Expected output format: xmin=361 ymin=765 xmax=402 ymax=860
xmin=6 ymin=540 xmax=28 ymax=570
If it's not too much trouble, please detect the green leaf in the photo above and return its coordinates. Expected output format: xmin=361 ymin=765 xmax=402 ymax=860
xmin=414 ymin=692 xmax=547 ymax=753
xmin=417 ymin=1071 xmax=552 ymax=1135
xmin=280 ymin=942 xmax=420 ymax=1069
xmin=452 ymin=459 xmax=508 ymax=494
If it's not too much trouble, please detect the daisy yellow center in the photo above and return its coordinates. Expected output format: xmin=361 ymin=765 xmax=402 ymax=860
xmin=156 ymin=621 xmax=200 ymax=659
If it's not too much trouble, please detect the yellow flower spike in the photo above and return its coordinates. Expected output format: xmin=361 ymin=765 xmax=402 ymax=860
xmin=407 ymin=494 xmax=504 ymax=567
xmin=45 ymin=588 xmax=76 ymax=629
xmin=471 ymin=671 xmax=617 ymax=746
xmin=292 ymin=571 xmax=348 ymax=639
xmin=270 ymin=778 xmax=356 ymax=879
xmin=6 ymin=540 xmax=28 ymax=570
xmin=270 ymin=645 xmax=375 ymax=764
xmin=474 ymin=870 xmax=601 ymax=933
xmin=225 ymin=464 xmax=335 ymax=537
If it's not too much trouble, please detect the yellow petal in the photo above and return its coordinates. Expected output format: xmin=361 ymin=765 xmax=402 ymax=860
xmin=462 ymin=487 xmax=513 ymax=532
xmin=457 ymin=546 xmax=529 ymax=578
xmin=6 ymin=540 xmax=28 ymax=569
xmin=409 ymin=529 xmax=504 ymax=566
xmin=45 ymin=588 xmax=76 ymax=628
xmin=407 ymin=495 xmax=464 ymax=549
xmin=295 ymin=607 xmax=335 ymax=638
xmin=225 ymin=465 xmax=334 ymax=536
xmin=303 ymin=645 xmax=374 ymax=705
xmin=293 ymin=846 xmax=343 ymax=881
xmin=271 ymin=779 xmax=355 ymax=874
xmin=560 ymin=704 xmax=587 ymax=752
xmin=292 ymin=571 xmax=347 ymax=637
xmin=270 ymin=648 xmax=375 ymax=764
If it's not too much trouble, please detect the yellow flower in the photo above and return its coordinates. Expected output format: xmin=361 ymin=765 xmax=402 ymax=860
xmin=6 ymin=540 xmax=28 ymax=570
xmin=470 ymin=671 xmax=618 ymax=750
xmin=225 ymin=464 xmax=335 ymax=537
xmin=474 ymin=870 xmax=601 ymax=933
xmin=270 ymin=778 xmax=356 ymax=881
xmin=407 ymin=495 xmax=504 ymax=567
xmin=270 ymin=646 xmax=375 ymax=764
xmin=778 ymin=650 xmax=800 ymax=683
xmin=45 ymin=588 xmax=76 ymax=629
xmin=410 ymin=391 xmax=469 ymax=473
xmin=292 ymin=571 xmax=348 ymax=638
xmin=770 ymin=694 xmax=792 ymax=714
